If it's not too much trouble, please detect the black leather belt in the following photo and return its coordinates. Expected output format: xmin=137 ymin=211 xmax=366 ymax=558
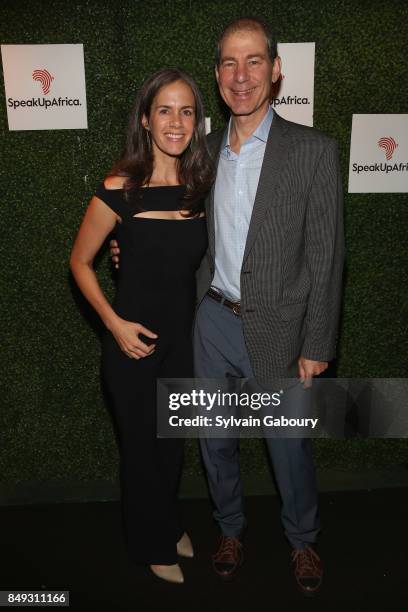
xmin=207 ymin=287 xmax=241 ymax=316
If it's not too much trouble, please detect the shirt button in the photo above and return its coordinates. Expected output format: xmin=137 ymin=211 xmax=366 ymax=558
xmin=239 ymin=190 xmax=243 ymax=196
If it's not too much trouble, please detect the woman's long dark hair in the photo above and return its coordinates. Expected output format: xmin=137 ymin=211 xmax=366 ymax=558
xmin=110 ymin=68 xmax=214 ymax=216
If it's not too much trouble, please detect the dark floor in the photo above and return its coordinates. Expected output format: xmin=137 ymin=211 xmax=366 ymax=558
xmin=1 ymin=488 xmax=407 ymax=611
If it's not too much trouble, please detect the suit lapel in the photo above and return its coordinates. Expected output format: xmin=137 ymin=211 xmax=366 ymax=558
xmin=242 ymin=113 xmax=290 ymax=263
xmin=206 ymin=129 xmax=226 ymax=261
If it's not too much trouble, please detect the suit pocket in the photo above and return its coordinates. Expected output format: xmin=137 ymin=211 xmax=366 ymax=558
xmin=278 ymin=301 xmax=308 ymax=321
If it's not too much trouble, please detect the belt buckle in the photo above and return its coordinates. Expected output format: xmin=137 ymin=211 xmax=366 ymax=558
xmin=232 ymin=302 xmax=241 ymax=316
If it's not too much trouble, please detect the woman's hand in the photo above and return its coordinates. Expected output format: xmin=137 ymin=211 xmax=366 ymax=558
xmin=109 ymin=317 xmax=158 ymax=359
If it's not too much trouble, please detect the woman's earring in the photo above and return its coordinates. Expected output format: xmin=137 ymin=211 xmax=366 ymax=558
xmin=145 ymin=128 xmax=151 ymax=149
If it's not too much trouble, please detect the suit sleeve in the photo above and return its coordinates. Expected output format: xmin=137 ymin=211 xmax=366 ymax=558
xmin=301 ymin=139 xmax=345 ymax=362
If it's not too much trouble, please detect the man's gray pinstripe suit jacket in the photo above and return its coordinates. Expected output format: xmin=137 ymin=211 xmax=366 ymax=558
xmin=196 ymin=111 xmax=345 ymax=381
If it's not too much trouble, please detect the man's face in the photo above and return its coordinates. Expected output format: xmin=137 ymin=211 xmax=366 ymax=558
xmin=215 ymin=29 xmax=281 ymax=117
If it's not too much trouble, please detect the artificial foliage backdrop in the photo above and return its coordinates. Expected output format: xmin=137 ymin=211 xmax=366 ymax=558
xmin=1 ymin=0 xmax=407 ymax=489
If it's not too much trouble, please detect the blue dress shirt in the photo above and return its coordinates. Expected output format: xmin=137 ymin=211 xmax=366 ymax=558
xmin=212 ymin=106 xmax=274 ymax=301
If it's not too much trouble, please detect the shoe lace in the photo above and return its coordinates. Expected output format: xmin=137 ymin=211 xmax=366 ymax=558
xmin=214 ymin=536 xmax=240 ymax=562
xmin=292 ymin=547 xmax=320 ymax=576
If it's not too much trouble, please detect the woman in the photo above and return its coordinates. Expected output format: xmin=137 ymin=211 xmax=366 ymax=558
xmin=70 ymin=68 xmax=213 ymax=583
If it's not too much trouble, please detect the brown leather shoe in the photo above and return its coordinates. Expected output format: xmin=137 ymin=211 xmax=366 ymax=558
xmin=212 ymin=535 xmax=243 ymax=580
xmin=291 ymin=546 xmax=323 ymax=596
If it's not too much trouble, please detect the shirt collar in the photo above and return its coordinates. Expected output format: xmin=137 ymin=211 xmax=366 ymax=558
xmin=222 ymin=105 xmax=274 ymax=150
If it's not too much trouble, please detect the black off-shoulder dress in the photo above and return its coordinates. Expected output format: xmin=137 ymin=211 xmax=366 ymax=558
xmin=95 ymin=182 xmax=207 ymax=565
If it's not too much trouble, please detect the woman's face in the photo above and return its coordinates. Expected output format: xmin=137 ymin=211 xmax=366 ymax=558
xmin=142 ymin=80 xmax=196 ymax=159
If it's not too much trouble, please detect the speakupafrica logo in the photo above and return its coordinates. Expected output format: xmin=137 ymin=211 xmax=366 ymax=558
xmin=32 ymin=68 xmax=54 ymax=95
xmin=7 ymin=68 xmax=81 ymax=110
xmin=378 ymin=137 xmax=398 ymax=161
xmin=352 ymin=135 xmax=407 ymax=175
xmin=272 ymin=74 xmax=310 ymax=107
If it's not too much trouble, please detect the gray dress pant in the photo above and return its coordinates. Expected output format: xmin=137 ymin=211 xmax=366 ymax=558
xmin=193 ymin=295 xmax=320 ymax=549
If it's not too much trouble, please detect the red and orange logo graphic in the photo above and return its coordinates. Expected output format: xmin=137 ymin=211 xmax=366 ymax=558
xmin=378 ymin=137 xmax=398 ymax=161
xmin=32 ymin=69 xmax=54 ymax=95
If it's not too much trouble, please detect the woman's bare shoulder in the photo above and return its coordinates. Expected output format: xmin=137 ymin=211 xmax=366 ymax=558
xmin=103 ymin=175 xmax=127 ymax=190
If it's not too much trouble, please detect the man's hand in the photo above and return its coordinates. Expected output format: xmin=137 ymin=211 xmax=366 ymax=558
xmin=110 ymin=239 xmax=120 ymax=269
xmin=298 ymin=357 xmax=328 ymax=388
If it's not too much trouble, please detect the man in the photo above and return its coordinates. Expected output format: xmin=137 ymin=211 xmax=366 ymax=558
xmin=193 ymin=17 xmax=343 ymax=595
xmin=112 ymin=17 xmax=344 ymax=596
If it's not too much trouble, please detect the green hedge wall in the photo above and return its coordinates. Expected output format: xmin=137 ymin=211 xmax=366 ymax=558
xmin=1 ymin=0 xmax=407 ymax=486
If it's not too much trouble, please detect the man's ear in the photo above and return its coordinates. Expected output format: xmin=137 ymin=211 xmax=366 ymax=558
xmin=271 ymin=56 xmax=281 ymax=84
xmin=215 ymin=65 xmax=220 ymax=85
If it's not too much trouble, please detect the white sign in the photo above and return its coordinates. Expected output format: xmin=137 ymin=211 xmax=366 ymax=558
xmin=1 ymin=44 xmax=88 ymax=130
xmin=273 ymin=42 xmax=315 ymax=127
xmin=348 ymin=114 xmax=408 ymax=193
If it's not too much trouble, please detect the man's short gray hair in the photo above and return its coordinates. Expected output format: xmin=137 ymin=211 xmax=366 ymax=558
xmin=215 ymin=16 xmax=278 ymax=66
